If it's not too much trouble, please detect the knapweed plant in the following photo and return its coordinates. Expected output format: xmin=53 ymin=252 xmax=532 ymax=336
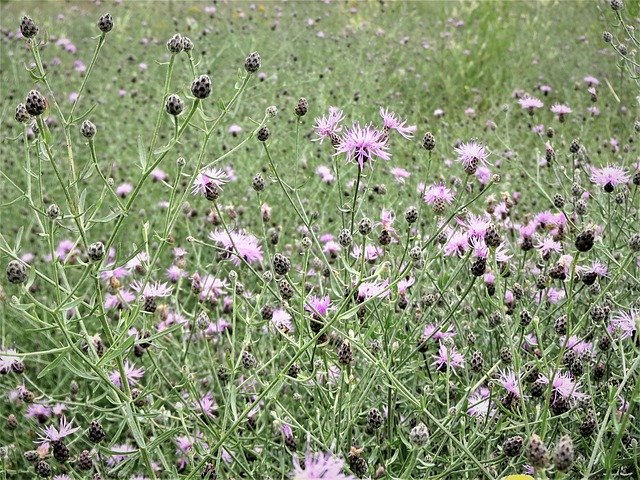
xmin=0 ymin=2 xmax=639 ymax=480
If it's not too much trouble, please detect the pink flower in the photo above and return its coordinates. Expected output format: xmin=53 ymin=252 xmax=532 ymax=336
xmin=422 ymin=323 xmax=455 ymax=343
xmin=590 ymin=165 xmax=630 ymax=191
xmin=36 ymin=416 xmax=79 ymax=443
xmin=150 ymin=169 xmax=168 ymax=182
xmin=390 ymin=167 xmax=411 ymax=184
xmin=379 ymin=107 xmax=416 ymax=139
xmin=608 ymin=310 xmax=637 ymax=340
xmin=195 ymin=393 xmax=217 ymax=417
xmin=535 ymin=236 xmax=563 ymax=258
xmin=116 ymin=182 xmax=133 ymax=197
xmin=208 ymin=230 xmax=263 ymax=266
xmin=498 ymin=369 xmax=522 ymax=399
xmin=352 ymin=244 xmax=383 ymax=262
xmin=335 ymin=122 xmax=390 ymax=169
xmin=397 ymin=276 xmax=415 ymax=295
xmin=518 ymin=95 xmax=543 ymax=112
xmin=109 ymin=360 xmax=144 ymax=388
xmin=550 ymin=103 xmax=571 ymax=121
xmin=313 ymin=107 xmax=344 ymax=143
xmin=74 ymin=60 xmax=86 ymax=74
xmin=131 ymin=280 xmax=173 ymax=298
xmin=291 ymin=450 xmax=355 ymax=480
xmin=423 ymin=183 xmax=455 ymax=206
xmin=68 ymin=92 xmax=79 ymax=104
xmin=192 ymin=168 xmax=230 ymax=197
xmin=357 ymin=279 xmax=390 ymax=300
xmin=443 ymin=230 xmax=468 ymax=257
xmin=0 ymin=347 xmax=20 ymax=374
xmin=583 ymin=75 xmax=599 ymax=86
xmin=432 ymin=343 xmax=464 ymax=371
xmin=467 ymin=387 xmax=494 ymax=418
xmin=306 ymin=296 xmax=332 ymax=317
xmin=454 ymin=140 xmax=490 ymax=174
xmin=228 ymin=124 xmax=242 ymax=136
xmin=272 ymin=308 xmax=294 ymax=333
xmin=103 ymin=290 xmax=136 ymax=310
xmin=315 ymin=165 xmax=335 ymax=184
xmin=539 ymin=371 xmax=587 ymax=403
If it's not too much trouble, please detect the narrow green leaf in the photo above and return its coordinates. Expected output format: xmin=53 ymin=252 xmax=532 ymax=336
xmin=138 ymin=135 xmax=147 ymax=170
xmin=38 ymin=351 xmax=68 ymax=379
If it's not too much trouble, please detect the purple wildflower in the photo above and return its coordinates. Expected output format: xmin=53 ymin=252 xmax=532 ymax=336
xmin=423 ymin=183 xmax=455 ymax=206
xmin=590 ymin=165 xmax=630 ymax=192
xmin=109 ymin=360 xmax=144 ymax=388
xmin=191 ymin=168 xmax=229 ymax=197
xmin=306 ymin=296 xmax=332 ymax=317
xmin=335 ymin=122 xmax=391 ymax=169
xmin=379 ymin=107 xmax=416 ymax=139
xmin=454 ymin=140 xmax=490 ymax=174
xmin=539 ymin=371 xmax=587 ymax=403
xmin=498 ymin=369 xmax=522 ymax=399
xmin=209 ymin=230 xmax=263 ymax=266
xmin=291 ymin=450 xmax=355 ymax=480
xmin=36 ymin=416 xmax=79 ymax=443
xmin=313 ymin=107 xmax=344 ymax=143
xmin=131 ymin=280 xmax=173 ymax=298
xmin=518 ymin=95 xmax=543 ymax=113
xmin=608 ymin=310 xmax=637 ymax=340
xmin=432 ymin=343 xmax=464 ymax=371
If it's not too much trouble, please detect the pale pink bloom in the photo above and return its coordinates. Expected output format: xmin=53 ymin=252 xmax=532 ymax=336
xmin=272 ymin=308 xmax=294 ymax=333
xmin=36 ymin=416 xmax=79 ymax=443
xmin=397 ymin=276 xmax=415 ymax=295
xmin=358 ymin=279 xmax=390 ymax=300
xmin=379 ymin=107 xmax=416 ymax=139
xmin=315 ymin=165 xmax=335 ymax=183
xmin=390 ymin=167 xmax=411 ymax=184
xmin=291 ymin=450 xmax=355 ymax=480
xmin=423 ymin=183 xmax=455 ymax=205
xmin=351 ymin=244 xmax=383 ymax=262
xmin=539 ymin=371 xmax=587 ymax=403
xmin=518 ymin=95 xmax=543 ymax=111
xmin=422 ymin=323 xmax=455 ymax=343
xmin=209 ymin=230 xmax=263 ymax=265
xmin=305 ymin=296 xmax=332 ymax=317
xmin=335 ymin=122 xmax=390 ymax=169
xmin=131 ymin=280 xmax=173 ymax=298
xmin=498 ymin=369 xmax=522 ymax=398
xmin=192 ymin=168 xmax=230 ymax=197
xmin=109 ymin=360 xmax=144 ymax=388
xmin=116 ymin=182 xmax=133 ymax=197
xmin=313 ymin=107 xmax=344 ymax=143
xmin=432 ymin=343 xmax=464 ymax=371
xmin=103 ymin=290 xmax=136 ymax=310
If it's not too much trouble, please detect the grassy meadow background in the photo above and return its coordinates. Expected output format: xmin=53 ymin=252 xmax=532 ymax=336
xmin=0 ymin=1 xmax=639 ymax=479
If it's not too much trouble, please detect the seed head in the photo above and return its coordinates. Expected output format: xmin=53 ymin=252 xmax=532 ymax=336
xmin=87 ymin=241 xmax=105 ymax=262
xmin=181 ymin=36 xmax=194 ymax=51
xmin=15 ymin=103 xmax=30 ymax=123
xmin=410 ymin=422 xmax=429 ymax=446
xmin=47 ymin=203 xmax=60 ymax=219
xmin=257 ymin=126 xmax=270 ymax=142
xmin=404 ymin=205 xmax=418 ymax=224
xmin=6 ymin=260 xmax=28 ymax=284
xmin=422 ymin=131 xmax=436 ymax=151
xmin=266 ymin=105 xmax=278 ymax=118
xmin=575 ymin=229 xmax=595 ymax=252
xmin=358 ymin=217 xmax=373 ymax=236
xmin=527 ymin=434 xmax=549 ymax=469
xmin=337 ymin=339 xmax=353 ymax=365
xmin=244 ymin=51 xmax=261 ymax=73
xmin=294 ymin=97 xmax=308 ymax=117
xmin=629 ymin=233 xmax=640 ymax=252
xmin=25 ymin=90 xmax=46 ymax=116
xmin=81 ymin=120 xmax=97 ymax=138
xmin=553 ymin=435 xmax=574 ymax=472
xmin=503 ymin=435 xmax=524 ymax=457
xmin=191 ymin=75 xmax=212 ymax=99
xmin=97 ymin=13 xmax=114 ymax=33
xmin=34 ymin=460 xmax=51 ymax=478
xmin=610 ymin=0 xmax=623 ymax=11
xmin=273 ymin=253 xmax=291 ymax=276
xmin=252 ymin=173 xmax=265 ymax=192
xmin=167 ymin=33 xmax=184 ymax=53
xmin=602 ymin=31 xmax=613 ymax=43
xmin=20 ymin=16 xmax=39 ymax=39
xmin=165 ymin=94 xmax=184 ymax=116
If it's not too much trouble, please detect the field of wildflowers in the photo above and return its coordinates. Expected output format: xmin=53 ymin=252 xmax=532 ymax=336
xmin=0 ymin=1 xmax=639 ymax=479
